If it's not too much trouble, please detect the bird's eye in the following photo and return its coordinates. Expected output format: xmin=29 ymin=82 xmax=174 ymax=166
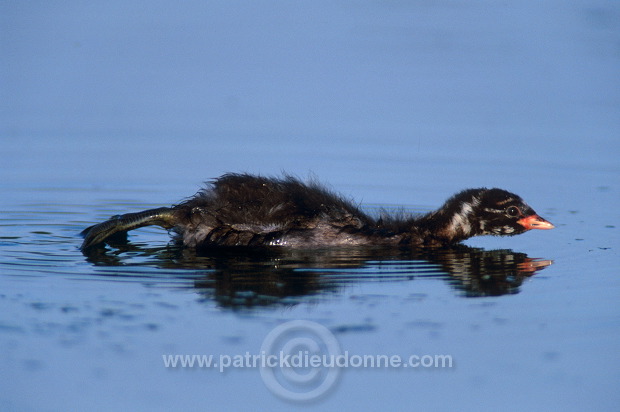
xmin=506 ymin=206 xmax=520 ymax=217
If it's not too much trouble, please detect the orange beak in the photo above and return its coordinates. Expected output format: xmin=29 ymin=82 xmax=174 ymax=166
xmin=517 ymin=214 xmax=555 ymax=230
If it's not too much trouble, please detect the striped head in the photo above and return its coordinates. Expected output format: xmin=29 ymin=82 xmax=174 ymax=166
xmin=437 ymin=188 xmax=554 ymax=241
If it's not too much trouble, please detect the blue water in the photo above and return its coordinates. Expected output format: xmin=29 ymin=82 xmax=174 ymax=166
xmin=1 ymin=1 xmax=619 ymax=411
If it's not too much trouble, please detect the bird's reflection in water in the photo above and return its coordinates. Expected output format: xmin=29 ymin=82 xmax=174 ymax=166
xmin=83 ymin=242 xmax=552 ymax=309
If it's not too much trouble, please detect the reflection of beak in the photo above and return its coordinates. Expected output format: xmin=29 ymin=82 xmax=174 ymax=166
xmin=517 ymin=214 xmax=555 ymax=230
xmin=518 ymin=258 xmax=554 ymax=274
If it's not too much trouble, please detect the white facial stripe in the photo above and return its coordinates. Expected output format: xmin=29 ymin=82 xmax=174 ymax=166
xmin=448 ymin=201 xmax=474 ymax=235
xmin=491 ymin=225 xmax=515 ymax=235
xmin=461 ymin=202 xmax=474 ymax=216
xmin=496 ymin=198 xmax=515 ymax=206
xmin=449 ymin=213 xmax=470 ymax=234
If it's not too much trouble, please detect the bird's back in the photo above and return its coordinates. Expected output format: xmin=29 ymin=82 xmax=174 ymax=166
xmin=172 ymin=174 xmax=377 ymax=247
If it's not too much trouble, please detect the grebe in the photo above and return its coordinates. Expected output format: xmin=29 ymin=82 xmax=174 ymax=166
xmin=81 ymin=173 xmax=554 ymax=251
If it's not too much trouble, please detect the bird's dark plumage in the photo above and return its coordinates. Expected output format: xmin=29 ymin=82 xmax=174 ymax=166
xmin=80 ymin=173 xmax=553 ymax=251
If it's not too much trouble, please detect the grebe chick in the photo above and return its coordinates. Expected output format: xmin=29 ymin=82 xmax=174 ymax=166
xmin=80 ymin=173 xmax=554 ymax=251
